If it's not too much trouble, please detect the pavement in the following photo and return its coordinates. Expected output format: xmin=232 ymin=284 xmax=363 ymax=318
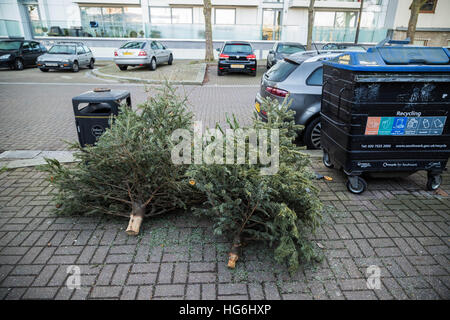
xmin=0 ymin=64 xmax=449 ymax=300
xmin=93 ymin=60 xmax=206 ymax=85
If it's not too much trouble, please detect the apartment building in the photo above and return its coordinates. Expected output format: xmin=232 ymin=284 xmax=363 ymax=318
xmin=391 ymin=0 xmax=449 ymax=47
xmin=0 ymin=0 xmax=448 ymax=59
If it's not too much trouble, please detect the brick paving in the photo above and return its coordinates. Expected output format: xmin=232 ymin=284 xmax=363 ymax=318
xmin=0 ymin=69 xmax=449 ymax=300
xmin=0 ymin=163 xmax=448 ymax=300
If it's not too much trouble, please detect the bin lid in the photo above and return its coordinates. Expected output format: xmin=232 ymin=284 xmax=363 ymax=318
xmin=72 ymin=89 xmax=130 ymax=103
xmin=323 ymin=46 xmax=450 ymax=72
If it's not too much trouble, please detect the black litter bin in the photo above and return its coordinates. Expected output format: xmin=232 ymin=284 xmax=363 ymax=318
xmin=321 ymin=41 xmax=450 ymax=194
xmin=72 ymin=88 xmax=131 ymax=147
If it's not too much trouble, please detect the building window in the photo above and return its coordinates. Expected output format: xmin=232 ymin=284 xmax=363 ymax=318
xmin=150 ymin=7 xmax=193 ymax=24
xmin=314 ymin=11 xmax=357 ymax=28
xmin=419 ymin=0 xmax=437 ymax=13
xmin=172 ymin=8 xmax=193 ymax=24
xmin=150 ymin=7 xmax=171 ymax=24
xmin=214 ymin=8 xmax=236 ymax=25
xmin=414 ymin=39 xmax=429 ymax=46
xmin=80 ymin=6 xmax=143 ymax=38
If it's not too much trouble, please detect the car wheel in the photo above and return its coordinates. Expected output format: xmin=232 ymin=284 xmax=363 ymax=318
xmin=149 ymin=58 xmax=157 ymax=71
xmin=14 ymin=58 xmax=24 ymax=71
xmin=304 ymin=117 xmax=321 ymax=150
xmin=118 ymin=65 xmax=128 ymax=71
xmin=40 ymin=68 xmax=49 ymax=72
xmin=88 ymin=59 xmax=95 ymax=69
xmin=217 ymin=68 xmax=223 ymax=76
xmin=168 ymin=54 xmax=173 ymax=65
xmin=251 ymin=70 xmax=257 ymax=77
xmin=72 ymin=61 xmax=79 ymax=72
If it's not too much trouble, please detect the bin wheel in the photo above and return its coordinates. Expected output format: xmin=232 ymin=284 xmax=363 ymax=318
xmin=322 ymin=151 xmax=334 ymax=169
xmin=426 ymin=174 xmax=442 ymax=191
xmin=346 ymin=176 xmax=367 ymax=194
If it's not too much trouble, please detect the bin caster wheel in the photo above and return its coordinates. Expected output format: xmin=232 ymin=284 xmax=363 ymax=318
xmin=322 ymin=151 xmax=334 ymax=169
xmin=346 ymin=176 xmax=367 ymax=194
xmin=426 ymin=174 xmax=442 ymax=191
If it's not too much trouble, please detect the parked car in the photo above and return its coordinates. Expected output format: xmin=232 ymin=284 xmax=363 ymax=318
xmin=254 ymin=50 xmax=360 ymax=149
xmin=113 ymin=40 xmax=173 ymax=71
xmin=0 ymin=39 xmax=47 ymax=70
xmin=217 ymin=41 xmax=257 ymax=76
xmin=321 ymin=43 xmax=366 ymax=51
xmin=266 ymin=41 xmax=306 ymax=69
xmin=37 ymin=42 xmax=95 ymax=72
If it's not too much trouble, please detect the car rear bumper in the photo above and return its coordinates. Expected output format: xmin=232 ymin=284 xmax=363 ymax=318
xmin=114 ymin=57 xmax=151 ymax=65
xmin=218 ymin=60 xmax=256 ymax=73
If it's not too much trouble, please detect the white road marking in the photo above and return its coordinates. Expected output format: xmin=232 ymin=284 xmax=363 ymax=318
xmin=0 ymin=82 xmax=260 ymax=88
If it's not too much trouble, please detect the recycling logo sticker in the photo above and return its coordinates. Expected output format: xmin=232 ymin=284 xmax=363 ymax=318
xmin=365 ymin=116 xmax=446 ymax=136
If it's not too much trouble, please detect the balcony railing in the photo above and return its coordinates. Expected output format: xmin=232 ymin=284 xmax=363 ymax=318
xmin=0 ymin=19 xmax=23 ymax=38
xmin=28 ymin=20 xmax=388 ymax=44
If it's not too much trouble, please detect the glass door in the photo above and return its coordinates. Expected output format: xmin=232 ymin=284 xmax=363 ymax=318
xmin=262 ymin=8 xmax=281 ymax=40
xmin=26 ymin=4 xmax=43 ymax=36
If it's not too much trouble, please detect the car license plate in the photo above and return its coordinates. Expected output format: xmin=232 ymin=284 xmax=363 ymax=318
xmin=123 ymin=52 xmax=133 ymax=55
xmin=231 ymin=64 xmax=245 ymax=69
xmin=255 ymin=102 xmax=261 ymax=113
xmin=46 ymin=63 xmax=58 ymax=66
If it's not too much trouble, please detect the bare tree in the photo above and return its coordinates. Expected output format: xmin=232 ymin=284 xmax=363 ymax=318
xmin=407 ymin=0 xmax=427 ymax=43
xmin=354 ymin=0 xmax=364 ymax=44
xmin=203 ymin=0 xmax=214 ymax=62
xmin=306 ymin=0 xmax=315 ymax=51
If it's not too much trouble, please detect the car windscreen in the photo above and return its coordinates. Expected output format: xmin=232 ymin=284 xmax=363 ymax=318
xmin=0 ymin=41 xmax=21 ymax=50
xmin=265 ymin=59 xmax=299 ymax=82
xmin=48 ymin=45 xmax=76 ymax=54
xmin=277 ymin=44 xmax=306 ymax=54
xmin=120 ymin=42 xmax=145 ymax=49
xmin=222 ymin=44 xmax=252 ymax=55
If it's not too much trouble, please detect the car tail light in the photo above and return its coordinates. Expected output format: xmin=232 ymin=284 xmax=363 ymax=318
xmin=114 ymin=51 xmax=118 ymax=56
xmin=246 ymin=54 xmax=256 ymax=60
xmin=265 ymin=86 xmax=289 ymax=97
xmin=138 ymin=50 xmax=147 ymax=56
xmin=219 ymin=53 xmax=229 ymax=59
xmin=261 ymin=110 xmax=267 ymax=116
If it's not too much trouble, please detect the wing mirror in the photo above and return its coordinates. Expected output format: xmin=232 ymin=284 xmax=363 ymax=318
xmin=215 ymin=48 xmax=221 ymax=52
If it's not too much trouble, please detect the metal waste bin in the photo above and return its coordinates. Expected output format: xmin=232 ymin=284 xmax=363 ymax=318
xmin=72 ymin=88 xmax=131 ymax=147
xmin=320 ymin=40 xmax=450 ymax=194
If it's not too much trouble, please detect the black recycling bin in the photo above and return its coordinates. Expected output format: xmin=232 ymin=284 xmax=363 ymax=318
xmin=321 ymin=42 xmax=450 ymax=194
xmin=72 ymin=88 xmax=131 ymax=147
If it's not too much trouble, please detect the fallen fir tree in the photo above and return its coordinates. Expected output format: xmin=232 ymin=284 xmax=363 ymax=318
xmin=187 ymin=98 xmax=323 ymax=274
xmin=41 ymin=85 xmax=198 ymax=235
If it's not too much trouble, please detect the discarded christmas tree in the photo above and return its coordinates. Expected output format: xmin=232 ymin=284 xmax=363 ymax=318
xmin=187 ymin=98 xmax=323 ymax=274
xmin=41 ymin=84 xmax=197 ymax=235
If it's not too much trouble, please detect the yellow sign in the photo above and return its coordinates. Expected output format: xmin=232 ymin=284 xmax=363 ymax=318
xmin=255 ymin=102 xmax=261 ymax=113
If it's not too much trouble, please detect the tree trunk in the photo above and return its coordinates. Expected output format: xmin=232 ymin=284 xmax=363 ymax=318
xmin=227 ymin=235 xmax=242 ymax=268
xmin=354 ymin=0 xmax=364 ymax=44
xmin=126 ymin=200 xmax=145 ymax=236
xmin=306 ymin=0 xmax=315 ymax=51
xmin=203 ymin=0 xmax=214 ymax=62
xmin=407 ymin=0 xmax=426 ymax=43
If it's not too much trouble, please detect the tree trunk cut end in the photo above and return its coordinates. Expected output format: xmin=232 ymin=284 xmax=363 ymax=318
xmin=125 ymin=215 xmax=143 ymax=236
xmin=227 ymin=253 xmax=239 ymax=269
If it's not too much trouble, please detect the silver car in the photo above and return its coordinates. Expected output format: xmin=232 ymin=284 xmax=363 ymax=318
xmin=114 ymin=40 xmax=173 ymax=71
xmin=37 ymin=42 xmax=94 ymax=72
xmin=266 ymin=41 xmax=306 ymax=69
xmin=255 ymin=50 xmax=362 ymax=149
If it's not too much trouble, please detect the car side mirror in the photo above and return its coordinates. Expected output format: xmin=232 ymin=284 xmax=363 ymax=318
xmin=216 ymin=48 xmax=220 ymax=52
xmin=269 ymin=50 xmax=274 ymax=54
